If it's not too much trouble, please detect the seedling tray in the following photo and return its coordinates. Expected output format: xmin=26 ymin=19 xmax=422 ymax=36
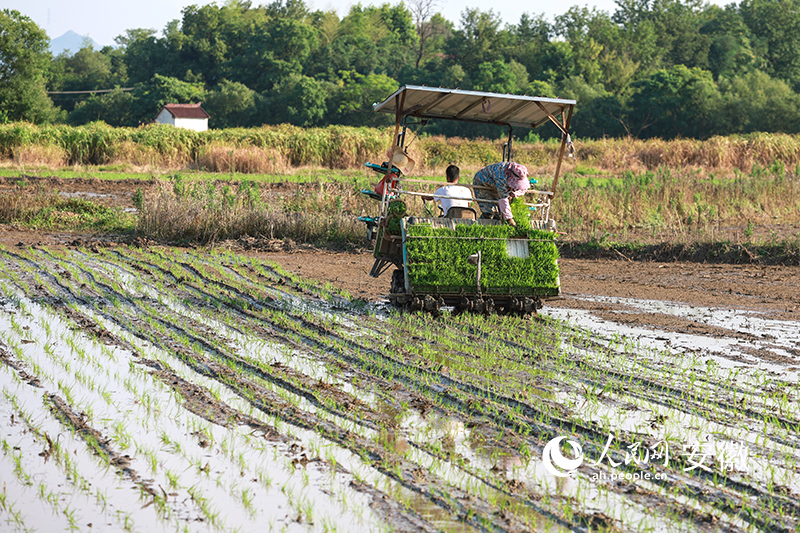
xmin=402 ymin=218 xmax=560 ymax=297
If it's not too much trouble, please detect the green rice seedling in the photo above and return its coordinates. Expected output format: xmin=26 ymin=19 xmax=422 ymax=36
xmin=239 ymin=487 xmax=255 ymax=516
xmin=164 ymin=469 xmax=180 ymax=490
xmin=404 ymin=221 xmax=560 ymax=294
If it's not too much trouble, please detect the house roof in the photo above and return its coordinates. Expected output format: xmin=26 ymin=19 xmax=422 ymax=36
xmin=159 ymin=103 xmax=210 ymax=119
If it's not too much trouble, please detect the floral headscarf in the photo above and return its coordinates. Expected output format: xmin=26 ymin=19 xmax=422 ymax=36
xmin=504 ymin=162 xmax=530 ymax=192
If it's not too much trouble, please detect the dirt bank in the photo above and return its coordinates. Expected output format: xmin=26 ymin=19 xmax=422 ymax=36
xmin=3 ymin=223 xmax=799 ymax=320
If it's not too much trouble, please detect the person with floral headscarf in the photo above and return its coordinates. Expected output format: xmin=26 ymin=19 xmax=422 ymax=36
xmin=472 ymin=162 xmax=530 ymax=227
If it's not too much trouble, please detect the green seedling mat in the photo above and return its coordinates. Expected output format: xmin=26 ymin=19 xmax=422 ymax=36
xmin=403 ymin=221 xmax=560 ymax=296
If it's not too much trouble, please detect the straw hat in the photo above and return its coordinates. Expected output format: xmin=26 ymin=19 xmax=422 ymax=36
xmin=390 ymin=146 xmax=416 ymax=175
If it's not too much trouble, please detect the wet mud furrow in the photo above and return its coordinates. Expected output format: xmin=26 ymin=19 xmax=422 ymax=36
xmin=45 ymin=393 xmax=162 ymax=501
xmin=0 ymin=295 xmax=245 ymax=529
xmin=2 ymin=258 xmax=441 ymax=532
xmin=74 ymin=301 xmax=550 ymax=531
xmin=426 ymin=314 xmax=800 ymax=525
xmin=22 ymin=253 xmax=382 ymax=444
xmin=438 ymin=312 xmax=800 ymax=465
xmin=92 ymin=251 xmax=790 ymax=531
xmin=0 ymin=359 xmax=161 ymax=531
xmin=2 ymin=246 xmax=798 ymax=532
xmin=565 ymin=327 xmax=799 ymax=417
xmin=95 ymin=251 xmax=680 ymax=528
xmin=4 ymin=249 xmax=566 ymax=532
xmin=144 ymin=264 xmax=720 ymax=528
xmin=62 ymin=250 xmax=395 ymax=437
xmin=453 ymin=313 xmax=798 ymax=430
xmin=93 ymin=251 xmax=607 ymax=524
xmin=86 ymin=247 xmax=800 ymax=528
xmin=6 ymin=246 xmax=792 ymax=532
xmin=94 ymin=252 xmax=588 ymax=530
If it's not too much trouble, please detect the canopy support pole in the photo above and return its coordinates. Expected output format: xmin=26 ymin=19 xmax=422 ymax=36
xmin=502 ymin=125 xmax=513 ymax=162
xmin=393 ymin=90 xmax=406 ymax=147
xmin=550 ymin=104 xmax=574 ymax=200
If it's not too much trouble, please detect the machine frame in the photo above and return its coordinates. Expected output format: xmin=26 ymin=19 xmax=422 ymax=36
xmin=362 ymin=85 xmax=576 ymax=314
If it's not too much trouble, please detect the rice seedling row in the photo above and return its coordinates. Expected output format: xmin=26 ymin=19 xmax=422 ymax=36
xmin=1 ymin=245 xmax=797 ymax=532
xmin=0 ymin=259 xmax=411 ymax=531
xmin=64 ymin=247 xmax=800 ymax=528
xmin=2 ymin=248 xmax=561 ymax=531
xmin=0 ymin=251 xmax=768 ymax=532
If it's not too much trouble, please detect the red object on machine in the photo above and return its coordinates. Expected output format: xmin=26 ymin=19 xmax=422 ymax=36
xmin=374 ymin=172 xmax=398 ymax=196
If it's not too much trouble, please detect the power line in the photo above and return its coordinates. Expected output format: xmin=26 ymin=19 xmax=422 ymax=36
xmin=46 ymin=88 xmax=134 ymax=95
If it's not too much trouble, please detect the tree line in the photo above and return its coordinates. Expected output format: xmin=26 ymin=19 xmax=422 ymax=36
xmin=3 ymin=0 xmax=800 ymax=140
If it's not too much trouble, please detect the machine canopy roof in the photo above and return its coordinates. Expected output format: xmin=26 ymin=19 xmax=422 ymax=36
xmin=373 ymin=85 xmax=576 ymax=130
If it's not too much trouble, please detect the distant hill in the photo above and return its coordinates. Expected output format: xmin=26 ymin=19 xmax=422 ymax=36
xmin=50 ymin=31 xmax=102 ymax=56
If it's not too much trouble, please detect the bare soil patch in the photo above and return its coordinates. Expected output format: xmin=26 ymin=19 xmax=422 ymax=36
xmin=221 ymin=251 xmax=800 ymax=321
xmin=3 ymin=222 xmax=799 ymax=321
xmin=0 ymin=176 xmax=155 ymax=209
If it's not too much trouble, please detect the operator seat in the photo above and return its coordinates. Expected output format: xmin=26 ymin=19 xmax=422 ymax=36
xmin=444 ymin=206 xmax=477 ymax=220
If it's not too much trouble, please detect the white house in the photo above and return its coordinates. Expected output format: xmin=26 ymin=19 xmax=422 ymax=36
xmin=154 ymin=103 xmax=210 ymax=131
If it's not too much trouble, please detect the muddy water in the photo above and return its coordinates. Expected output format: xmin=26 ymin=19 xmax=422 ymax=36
xmin=0 ymin=290 xmax=386 ymax=532
xmin=544 ymin=295 xmax=800 ymax=497
xmin=549 ymin=295 xmax=800 ymax=376
xmin=1 ymin=246 xmax=798 ymax=532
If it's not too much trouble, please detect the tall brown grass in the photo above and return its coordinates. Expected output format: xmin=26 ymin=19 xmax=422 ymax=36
xmin=10 ymin=144 xmax=67 ymax=167
xmin=553 ymin=165 xmax=800 ymax=243
xmin=4 ymin=122 xmax=800 ymax=176
xmin=196 ymin=143 xmax=289 ymax=173
xmin=561 ymin=134 xmax=800 ymax=174
xmin=137 ymin=178 xmax=372 ymax=244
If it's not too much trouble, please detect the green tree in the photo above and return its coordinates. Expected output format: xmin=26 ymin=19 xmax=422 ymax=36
xmin=225 ymin=17 xmax=316 ymax=91
xmin=651 ymin=0 xmax=711 ymax=69
xmin=260 ymin=74 xmax=327 ymax=126
xmin=629 ymin=65 xmax=721 ymax=138
xmin=178 ymin=4 xmax=229 ymax=84
xmin=68 ymin=87 xmax=135 ymax=126
xmin=555 ymin=75 xmax=628 ymax=138
xmin=740 ymin=0 xmax=800 ymax=89
xmin=308 ymin=4 xmax=415 ymax=81
xmin=49 ymin=45 xmax=129 ymax=113
xmin=554 ymin=7 xmax=612 ymax=84
xmin=264 ymin=0 xmax=310 ymax=19
xmin=473 ymin=60 xmax=518 ymax=93
xmin=717 ymin=70 xmax=800 ymax=133
xmin=445 ymin=9 xmax=509 ymax=77
xmin=0 ymin=9 xmax=61 ymax=123
xmin=598 ymin=50 xmax=640 ymax=96
xmin=328 ymin=71 xmax=397 ymax=126
xmin=699 ymin=5 xmax=757 ymax=79
xmin=509 ymin=13 xmax=552 ymax=81
xmin=612 ymin=0 xmax=665 ymax=69
xmin=204 ymin=79 xmax=258 ymax=128
xmin=130 ymin=74 xmax=206 ymax=124
xmin=116 ymin=28 xmax=173 ymax=85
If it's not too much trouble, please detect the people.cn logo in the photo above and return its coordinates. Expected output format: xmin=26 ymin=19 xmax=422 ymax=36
xmin=542 ymin=436 xmax=584 ymax=477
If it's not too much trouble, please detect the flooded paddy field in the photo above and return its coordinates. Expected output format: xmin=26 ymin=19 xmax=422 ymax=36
xmin=0 ymin=244 xmax=798 ymax=532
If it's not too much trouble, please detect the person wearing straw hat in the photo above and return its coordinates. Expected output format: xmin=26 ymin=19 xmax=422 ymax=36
xmin=472 ymin=162 xmax=530 ymax=227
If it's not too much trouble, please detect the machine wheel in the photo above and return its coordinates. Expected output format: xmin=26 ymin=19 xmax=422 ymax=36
xmin=388 ymin=269 xmax=406 ymax=309
xmin=390 ymin=269 xmax=405 ymax=294
xmin=455 ymin=295 xmax=542 ymax=316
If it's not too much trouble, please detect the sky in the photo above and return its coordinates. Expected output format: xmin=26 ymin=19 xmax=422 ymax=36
xmin=4 ymin=0 xmax=623 ymax=48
